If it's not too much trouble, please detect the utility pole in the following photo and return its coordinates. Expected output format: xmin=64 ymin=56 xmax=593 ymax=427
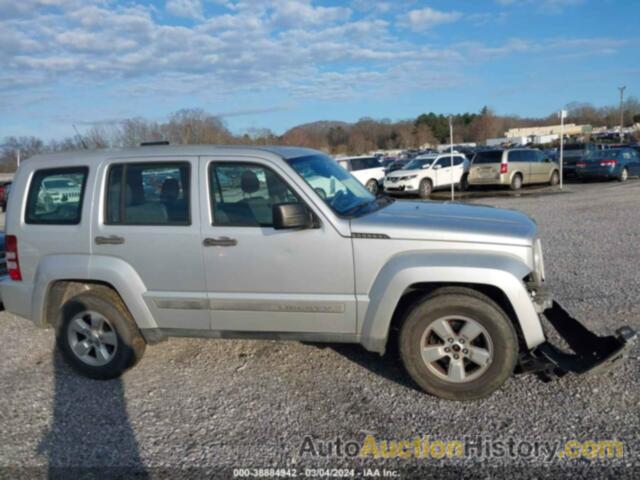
xmin=618 ymin=86 xmax=626 ymax=141
xmin=16 ymin=149 xmax=20 ymax=168
xmin=449 ymin=116 xmax=454 ymax=201
xmin=558 ymin=110 xmax=567 ymax=190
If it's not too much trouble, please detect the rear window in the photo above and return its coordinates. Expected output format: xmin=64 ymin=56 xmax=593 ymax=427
xmin=472 ymin=151 xmax=503 ymax=164
xmin=587 ymin=150 xmax=623 ymax=160
xmin=25 ymin=167 xmax=88 ymax=225
xmin=564 ymin=144 xmax=586 ymax=151
xmin=350 ymin=157 xmax=381 ymax=171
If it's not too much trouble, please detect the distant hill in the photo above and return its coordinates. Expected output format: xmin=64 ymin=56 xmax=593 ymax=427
xmin=283 ymin=120 xmax=350 ymax=136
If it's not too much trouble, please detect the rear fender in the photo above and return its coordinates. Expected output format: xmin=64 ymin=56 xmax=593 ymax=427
xmin=32 ymin=254 xmax=156 ymax=329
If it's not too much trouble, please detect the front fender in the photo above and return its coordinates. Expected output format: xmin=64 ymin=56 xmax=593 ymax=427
xmin=31 ymin=254 xmax=157 ymax=330
xmin=359 ymin=251 xmax=545 ymax=353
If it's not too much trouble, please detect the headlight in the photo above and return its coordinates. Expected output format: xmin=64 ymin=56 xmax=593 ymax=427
xmin=401 ymin=175 xmax=418 ymax=180
xmin=533 ymin=238 xmax=546 ymax=284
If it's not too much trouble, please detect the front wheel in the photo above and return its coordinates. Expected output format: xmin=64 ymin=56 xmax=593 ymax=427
xmin=549 ymin=170 xmax=560 ymax=186
xmin=365 ymin=179 xmax=379 ymax=195
xmin=399 ymin=288 xmax=519 ymax=400
xmin=57 ymin=290 xmax=146 ymax=379
xmin=418 ymin=178 xmax=433 ymax=199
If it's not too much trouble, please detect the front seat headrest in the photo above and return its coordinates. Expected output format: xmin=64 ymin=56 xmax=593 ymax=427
xmin=161 ymin=178 xmax=180 ymax=201
xmin=240 ymin=170 xmax=260 ymax=195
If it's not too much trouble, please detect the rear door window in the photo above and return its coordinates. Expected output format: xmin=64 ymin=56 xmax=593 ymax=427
xmin=25 ymin=167 xmax=88 ymax=225
xmin=106 ymin=162 xmax=190 ymax=225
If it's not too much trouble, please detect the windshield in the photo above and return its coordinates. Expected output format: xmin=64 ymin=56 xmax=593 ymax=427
xmin=287 ymin=154 xmax=383 ymax=216
xmin=404 ymin=158 xmax=433 ymax=170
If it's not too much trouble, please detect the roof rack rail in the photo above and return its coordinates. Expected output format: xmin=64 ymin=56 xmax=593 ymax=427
xmin=140 ymin=141 xmax=170 ymax=146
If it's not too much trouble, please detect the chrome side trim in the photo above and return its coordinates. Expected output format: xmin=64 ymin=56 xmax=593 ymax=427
xmin=153 ymin=298 xmax=208 ymax=310
xmin=209 ymin=300 xmax=345 ymax=314
xmin=153 ymin=297 xmax=345 ymax=314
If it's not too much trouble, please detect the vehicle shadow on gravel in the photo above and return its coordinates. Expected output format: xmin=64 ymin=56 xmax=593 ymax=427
xmin=326 ymin=343 xmax=423 ymax=393
xmin=37 ymin=350 xmax=147 ymax=478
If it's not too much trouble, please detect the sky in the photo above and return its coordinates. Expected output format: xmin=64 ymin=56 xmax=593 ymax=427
xmin=1 ymin=0 xmax=639 ymax=140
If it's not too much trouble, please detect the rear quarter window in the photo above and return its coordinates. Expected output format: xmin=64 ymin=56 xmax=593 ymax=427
xmin=25 ymin=167 xmax=88 ymax=225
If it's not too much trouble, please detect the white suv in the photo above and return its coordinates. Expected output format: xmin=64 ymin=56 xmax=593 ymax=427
xmin=384 ymin=153 xmax=469 ymax=198
xmin=336 ymin=156 xmax=385 ymax=195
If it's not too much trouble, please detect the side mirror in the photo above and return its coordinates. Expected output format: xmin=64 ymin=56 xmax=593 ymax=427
xmin=433 ymin=164 xmax=441 ymax=170
xmin=273 ymin=203 xmax=312 ymax=230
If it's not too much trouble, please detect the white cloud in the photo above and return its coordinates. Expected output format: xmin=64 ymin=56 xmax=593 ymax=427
xmin=496 ymin=0 xmax=586 ymax=14
xmin=270 ymin=0 xmax=351 ymax=28
xmin=398 ymin=7 xmax=462 ymax=31
xmin=0 ymin=0 xmax=631 ymax=118
xmin=166 ymin=0 xmax=203 ymax=19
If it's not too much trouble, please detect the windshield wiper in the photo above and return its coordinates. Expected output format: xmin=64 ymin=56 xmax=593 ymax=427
xmin=343 ymin=201 xmax=373 ymax=217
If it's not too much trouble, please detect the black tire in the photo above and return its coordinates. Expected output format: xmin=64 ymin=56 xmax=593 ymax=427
xmin=366 ymin=179 xmax=379 ymax=195
xmin=510 ymin=173 xmax=523 ymax=191
xmin=56 ymin=289 xmax=146 ymax=380
xmin=1 ymin=204 xmax=5 ymax=213
xmin=418 ymin=178 xmax=433 ymax=199
xmin=619 ymin=168 xmax=628 ymax=182
xmin=549 ymin=170 xmax=560 ymax=186
xmin=399 ymin=287 xmax=518 ymax=401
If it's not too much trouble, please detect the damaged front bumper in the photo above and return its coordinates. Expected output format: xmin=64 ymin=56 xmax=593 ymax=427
xmin=520 ymin=301 xmax=637 ymax=378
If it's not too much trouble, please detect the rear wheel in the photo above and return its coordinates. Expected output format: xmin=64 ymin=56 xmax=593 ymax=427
xmin=366 ymin=179 xmax=379 ymax=195
xmin=399 ymin=288 xmax=519 ymax=400
xmin=510 ymin=173 xmax=523 ymax=190
xmin=418 ymin=178 xmax=433 ymax=199
xmin=57 ymin=290 xmax=146 ymax=379
xmin=619 ymin=168 xmax=628 ymax=182
xmin=549 ymin=170 xmax=560 ymax=186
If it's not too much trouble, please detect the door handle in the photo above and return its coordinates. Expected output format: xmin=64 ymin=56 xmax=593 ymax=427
xmin=95 ymin=235 xmax=125 ymax=245
xmin=203 ymin=237 xmax=237 ymax=247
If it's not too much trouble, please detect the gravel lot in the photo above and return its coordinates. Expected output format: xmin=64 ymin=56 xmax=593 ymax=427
xmin=1 ymin=180 xmax=639 ymax=478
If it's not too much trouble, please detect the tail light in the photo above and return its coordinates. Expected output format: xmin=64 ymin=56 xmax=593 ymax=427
xmin=599 ymin=160 xmax=617 ymax=167
xmin=500 ymin=163 xmax=508 ymax=174
xmin=6 ymin=235 xmax=21 ymax=281
xmin=576 ymin=162 xmax=586 ymax=167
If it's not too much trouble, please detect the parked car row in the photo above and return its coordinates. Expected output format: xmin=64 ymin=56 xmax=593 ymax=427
xmin=338 ymin=145 xmax=639 ymax=198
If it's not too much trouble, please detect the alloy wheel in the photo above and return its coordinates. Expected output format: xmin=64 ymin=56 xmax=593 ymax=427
xmin=419 ymin=315 xmax=494 ymax=383
xmin=66 ymin=310 xmax=118 ymax=367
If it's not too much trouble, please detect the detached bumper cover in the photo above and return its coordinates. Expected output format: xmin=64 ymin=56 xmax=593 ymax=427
xmin=525 ymin=301 xmax=636 ymax=377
